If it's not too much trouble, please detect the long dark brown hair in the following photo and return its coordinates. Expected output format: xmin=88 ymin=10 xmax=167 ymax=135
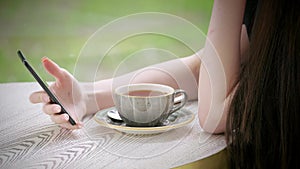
xmin=226 ymin=0 xmax=300 ymax=169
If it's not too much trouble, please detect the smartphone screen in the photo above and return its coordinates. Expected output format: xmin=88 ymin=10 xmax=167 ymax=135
xmin=17 ymin=50 xmax=76 ymax=125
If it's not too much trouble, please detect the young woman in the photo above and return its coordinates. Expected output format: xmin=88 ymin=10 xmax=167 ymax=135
xmin=30 ymin=0 xmax=299 ymax=168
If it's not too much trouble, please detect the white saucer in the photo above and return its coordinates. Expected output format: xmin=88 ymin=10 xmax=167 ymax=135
xmin=93 ymin=107 xmax=195 ymax=135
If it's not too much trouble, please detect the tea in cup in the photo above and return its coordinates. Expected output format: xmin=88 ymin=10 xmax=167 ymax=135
xmin=113 ymin=83 xmax=188 ymax=127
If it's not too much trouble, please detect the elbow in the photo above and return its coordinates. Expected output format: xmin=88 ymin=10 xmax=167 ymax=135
xmin=198 ymin=109 xmax=226 ymax=134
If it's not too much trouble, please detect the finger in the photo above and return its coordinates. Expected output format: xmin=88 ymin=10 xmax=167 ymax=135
xmin=30 ymin=91 xmax=50 ymax=103
xmin=60 ymin=122 xmax=84 ymax=130
xmin=43 ymin=103 xmax=61 ymax=115
xmin=42 ymin=57 xmax=66 ymax=84
xmin=50 ymin=113 xmax=70 ymax=124
xmin=50 ymin=113 xmax=83 ymax=129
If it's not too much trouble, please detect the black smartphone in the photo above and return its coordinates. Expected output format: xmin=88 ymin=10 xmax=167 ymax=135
xmin=17 ymin=50 xmax=76 ymax=125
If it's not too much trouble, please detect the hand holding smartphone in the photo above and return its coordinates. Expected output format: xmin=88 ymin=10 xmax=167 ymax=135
xmin=17 ymin=50 xmax=76 ymax=125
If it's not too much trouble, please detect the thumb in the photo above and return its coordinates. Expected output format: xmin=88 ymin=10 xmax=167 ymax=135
xmin=42 ymin=57 xmax=65 ymax=83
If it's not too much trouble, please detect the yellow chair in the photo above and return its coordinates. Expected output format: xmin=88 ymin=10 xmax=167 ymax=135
xmin=174 ymin=149 xmax=229 ymax=169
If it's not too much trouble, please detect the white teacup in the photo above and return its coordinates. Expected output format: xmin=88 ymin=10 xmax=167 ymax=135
xmin=113 ymin=83 xmax=188 ymax=127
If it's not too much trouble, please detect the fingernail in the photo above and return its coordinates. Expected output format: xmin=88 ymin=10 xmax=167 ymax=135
xmin=53 ymin=106 xmax=61 ymax=112
xmin=41 ymin=57 xmax=48 ymax=62
xmin=78 ymin=123 xmax=83 ymax=129
xmin=64 ymin=114 xmax=69 ymax=121
xmin=42 ymin=95 xmax=50 ymax=102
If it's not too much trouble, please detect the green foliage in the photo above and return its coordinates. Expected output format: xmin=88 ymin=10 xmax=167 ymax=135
xmin=0 ymin=0 xmax=212 ymax=82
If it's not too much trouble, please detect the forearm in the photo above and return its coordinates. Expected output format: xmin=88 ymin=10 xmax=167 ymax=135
xmin=82 ymin=52 xmax=201 ymax=115
xmin=129 ymin=53 xmax=200 ymax=97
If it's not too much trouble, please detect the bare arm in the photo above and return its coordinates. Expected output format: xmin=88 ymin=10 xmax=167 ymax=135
xmin=29 ymin=54 xmax=200 ymax=129
xmin=83 ymin=53 xmax=201 ymax=115
xmin=198 ymin=0 xmax=246 ymax=133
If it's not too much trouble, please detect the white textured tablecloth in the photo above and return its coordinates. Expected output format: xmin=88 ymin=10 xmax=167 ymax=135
xmin=0 ymin=82 xmax=226 ymax=169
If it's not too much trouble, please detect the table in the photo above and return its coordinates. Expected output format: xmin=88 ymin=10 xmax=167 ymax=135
xmin=0 ymin=83 xmax=226 ymax=169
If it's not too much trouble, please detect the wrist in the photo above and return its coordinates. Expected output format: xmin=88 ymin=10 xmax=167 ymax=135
xmin=81 ymin=79 xmax=114 ymax=115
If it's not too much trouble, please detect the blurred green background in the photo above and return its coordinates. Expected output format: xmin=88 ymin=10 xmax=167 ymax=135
xmin=0 ymin=0 xmax=213 ymax=83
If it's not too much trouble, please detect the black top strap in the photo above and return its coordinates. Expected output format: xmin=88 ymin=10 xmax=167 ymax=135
xmin=243 ymin=0 xmax=258 ymax=38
